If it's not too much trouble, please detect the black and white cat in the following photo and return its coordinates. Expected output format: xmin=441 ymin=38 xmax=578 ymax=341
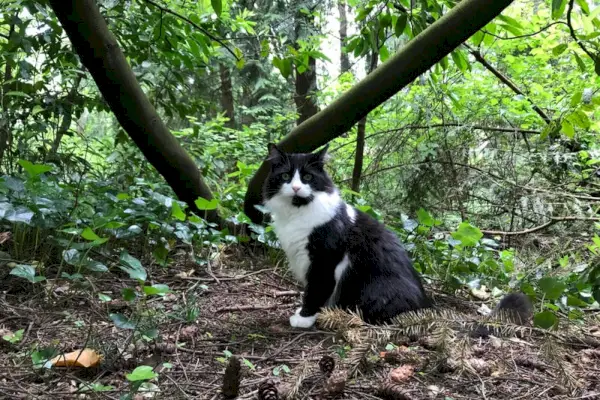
xmin=262 ymin=144 xmax=430 ymax=328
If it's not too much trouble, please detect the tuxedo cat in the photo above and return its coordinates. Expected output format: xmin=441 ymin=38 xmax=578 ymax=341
xmin=262 ymin=144 xmax=430 ymax=328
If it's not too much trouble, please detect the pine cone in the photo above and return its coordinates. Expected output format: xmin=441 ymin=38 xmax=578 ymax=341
xmin=319 ymin=355 xmax=335 ymax=376
xmin=323 ymin=369 xmax=346 ymax=397
xmin=258 ymin=379 xmax=278 ymax=400
xmin=377 ymin=379 xmax=412 ymax=400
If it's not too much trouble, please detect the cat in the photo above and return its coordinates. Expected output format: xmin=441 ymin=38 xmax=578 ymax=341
xmin=261 ymin=143 xmax=430 ymax=328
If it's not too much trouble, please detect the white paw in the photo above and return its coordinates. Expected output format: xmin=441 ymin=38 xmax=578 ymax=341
xmin=289 ymin=307 xmax=317 ymax=328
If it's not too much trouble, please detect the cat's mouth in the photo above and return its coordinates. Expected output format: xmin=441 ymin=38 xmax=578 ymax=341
xmin=291 ymin=194 xmax=314 ymax=207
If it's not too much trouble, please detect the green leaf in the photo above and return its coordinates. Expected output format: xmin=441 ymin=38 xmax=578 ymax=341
xmin=10 ymin=264 xmax=45 ymax=283
xmin=3 ymin=329 xmax=24 ymax=344
xmin=211 ymin=0 xmax=222 ymax=16
xmin=394 ymin=13 xmax=408 ymax=37
xmin=450 ymin=49 xmax=469 ymax=72
xmin=561 ymin=119 xmax=575 ymax=138
xmin=533 ymin=311 xmax=558 ymax=329
xmin=122 ymin=287 xmax=137 ymax=301
xmin=570 ymin=90 xmax=583 ymax=107
xmin=143 ymin=284 xmax=171 ymax=296
xmin=98 ymin=293 xmax=112 ymax=302
xmin=126 ymin=365 xmax=157 ymax=381
xmin=119 ymin=252 xmax=147 ymax=281
xmin=195 ymin=197 xmax=218 ymax=211
xmin=109 ymin=313 xmax=136 ymax=330
xmin=171 ymin=202 xmax=186 ymax=221
xmin=538 ymin=277 xmax=566 ymax=300
xmin=5 ymin=91 xmax=30 ymax=98
xmin=416 ymin=208 xmax=434 ymax=227
xmin=451 ymin=222 xmax=483 ymax=247
xmin=17 ymin=159 xmax=52 ymax=177
xmin=552 ymin=43 xmax=568 ymax=56
xmin=81 ymin=227 xmax=108 ymax=244
xmin=576 ymin=0 xmax=590 ymax=14
xmin=552 ymin=0 xmax=568 ymax=19
xmin=573 ymin=51 xmax=587 ymax=72
xmin=379 ymin=45 xmax=389 ymax=62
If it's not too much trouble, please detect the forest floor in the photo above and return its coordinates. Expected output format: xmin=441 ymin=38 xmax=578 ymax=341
xmin=1 ymin=246 xmax=600 ymax=400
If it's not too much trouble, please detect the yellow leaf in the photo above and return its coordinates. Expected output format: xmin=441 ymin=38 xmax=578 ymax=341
xmin=50 ymin=348 xmax=102 ymax=368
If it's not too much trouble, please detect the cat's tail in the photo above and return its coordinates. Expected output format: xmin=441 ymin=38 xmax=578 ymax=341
xmin=471 ymin=292 xmax=533 ymax=338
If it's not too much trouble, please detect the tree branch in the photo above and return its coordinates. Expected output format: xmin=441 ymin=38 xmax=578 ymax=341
xmin=482 ymin=216 xmax=600 ymax=236
xmin=566 ymin=0 xmax=596 ymax=62
xmin=481 ymin=21 xmax=567 ymax=40
xmin=466 ymin=45 xmax=551 ymax=124
xmin=244 ymin=0 xmax=517 ymax=224
xmin=139 ymin=0 xmax=239 ymax=60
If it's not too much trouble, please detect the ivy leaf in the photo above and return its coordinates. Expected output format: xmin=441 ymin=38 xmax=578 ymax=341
xmin=171 ymin=201 xmax=186 ymax=221
xmin=211 ymin=0 xmax=222 ymax=16
xmin=122 ymin=288 xmax=137 ymax=302
xmin=81 ymin=227 xmax=108 ymax=244
xmin=143 ymin=284 xmax=171 ymax=296
xmin=533 ymin=311 xmax=558 ymax=329
xmin=416 ymin=208 xmax=434 ymax=227
xmin=119 ymin=252 xmax=147 ymax=281
xmin=18 ymin=159 xmax=52 ymax=177
xmin=109 ymin=313 xmax=136 ymax=330
xmin=10 ymin=264 xmax=45 ymax=283
xmin=538 ymin=277 xmax=566 ymax=300
xmin=126 ymin=365 xmax=157 ymax=381
xmin=195 ymin=197 xmax=218 ymax=211
xmin=451 ymin=222 xmax=483 ymax=247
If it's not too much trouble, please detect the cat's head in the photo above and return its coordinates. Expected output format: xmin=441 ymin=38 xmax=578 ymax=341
xmin=263 ymin=143 xmax=334 ymax=207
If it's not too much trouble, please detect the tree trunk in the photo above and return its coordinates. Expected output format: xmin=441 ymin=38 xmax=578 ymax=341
xmin=351 ymin=51 xmax=378 ymax=195
xmin=219 ymin=63 xmax=235 ymax=128
xmin=0 ymin=17 xmax=17 ymax=169
xmin=244 ymin=0 xmax=516 ymax=224
xmin=293 ymin=3 xmax=319 ymax=125
xmin=49 ymin=73 xmax=83 ymax=158
xmin=47 ymin=0 xmax=218 ymax=223
xmin=338 ymin=0 xmax=350 ymax=73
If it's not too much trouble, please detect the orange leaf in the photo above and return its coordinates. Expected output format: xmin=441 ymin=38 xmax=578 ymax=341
xmin=389 ymin=364 xmax=415 ymax=383
xmin=50 ymin=348 xmax=102 ymax=368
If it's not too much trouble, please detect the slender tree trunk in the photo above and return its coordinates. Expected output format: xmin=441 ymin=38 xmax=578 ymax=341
xmin=48 ymin=0 xmax=218 ymax=223
xmin=351 ymin=51 xmax=378 ymax=194
xmin=338 ymin=0 xmax=350 ymax=73
xmin=244 ymin=0 xmax=516 ymax=224
xmin=0 ymin=17 xmax=17 ymax=169
xmin=293 ymin=2 xmax=319 ymax=125
xmin=219 ymin=63 xmax=235 ymax=128
xmin=49 ymin=74 xmax=83 ymax=158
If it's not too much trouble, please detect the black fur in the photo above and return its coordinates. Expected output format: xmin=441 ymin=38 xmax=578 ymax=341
xmin=472 ymin=292 xmax=534 ymax=338
xmin=300 ymin=203 xmax=431 ymax=323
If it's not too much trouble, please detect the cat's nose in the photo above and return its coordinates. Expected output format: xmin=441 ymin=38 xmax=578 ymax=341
xmin=292 ymin=185 xmax=301 ymax=193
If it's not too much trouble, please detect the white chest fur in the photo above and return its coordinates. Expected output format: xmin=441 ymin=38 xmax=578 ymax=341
xmin=265 ymin=191 xmax=341 ymax=285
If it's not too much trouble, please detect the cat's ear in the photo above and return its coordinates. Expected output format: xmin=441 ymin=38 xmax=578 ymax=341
xmin=314 ymin=144 xmax=330 ymax=163
xmin=266 ymin=143 xmax=285 ymax=163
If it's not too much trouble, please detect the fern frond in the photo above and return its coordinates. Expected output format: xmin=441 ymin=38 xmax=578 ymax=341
xmin=345 ymin=342 xmax=374 ymax=378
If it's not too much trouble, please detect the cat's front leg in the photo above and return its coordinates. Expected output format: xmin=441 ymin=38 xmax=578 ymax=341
xmin=290 ymin=271 xmax=335 ymax=328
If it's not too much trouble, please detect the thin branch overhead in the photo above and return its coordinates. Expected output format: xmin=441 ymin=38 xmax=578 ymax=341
xmin=139 ymin=0 xmax=239 ymax=60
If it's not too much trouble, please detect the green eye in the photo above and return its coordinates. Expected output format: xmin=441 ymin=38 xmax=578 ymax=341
xmin=303 ymin=174 xmax=313 ymax=181
xmin=281 ymin=173 xmax=291 ymax=180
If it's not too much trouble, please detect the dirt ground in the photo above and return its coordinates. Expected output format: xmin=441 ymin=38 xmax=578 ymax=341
xmin=1 ymin=246 xmax=600 ymax=399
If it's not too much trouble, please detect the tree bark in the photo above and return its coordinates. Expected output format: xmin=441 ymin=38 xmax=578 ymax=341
xmin=351 ymin=51 xmax=378 ymax=194
xmin=219 ymin=63 xmax=235 ymax=128
xmin=244 ymin=0 xmax=516 ymax=224
xmin=293 ymin=3 xmax=319 ymax=125
xmin=47 ymin=0 xmax=218 ymax=223
xmin=49 ymin=73 xmax=83 ymax=158
xmin=0 ymin=16 xmax=17 ymax=168
xmin=338 ymin=0 xmax=350 ymax=73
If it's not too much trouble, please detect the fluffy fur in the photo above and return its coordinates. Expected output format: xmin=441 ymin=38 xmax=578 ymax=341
xmin=262 ymin=144 xmax=430 ymax=328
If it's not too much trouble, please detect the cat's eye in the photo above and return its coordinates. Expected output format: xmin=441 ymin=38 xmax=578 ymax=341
xmin=303 ymin=174 xmax=313 ymax=181
xmin=281 ymin=173 xmax=291 ymax=180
